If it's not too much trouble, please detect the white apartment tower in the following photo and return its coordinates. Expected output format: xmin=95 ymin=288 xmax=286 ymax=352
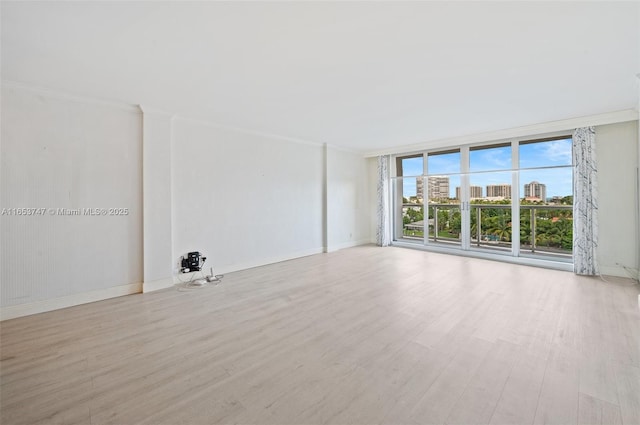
xmin=428 ymin=176 xmax=450 ymax=200
xmin=486 ymin=184 xmax=512 ymax=199
xmin=455 ymin=186 xmax=483 ymax=199
xmin=524 ymin=181 xmax=547 ymax=201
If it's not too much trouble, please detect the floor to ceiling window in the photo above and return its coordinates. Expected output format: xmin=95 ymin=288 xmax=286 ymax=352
xmin=426 ymin=149 xmax=461 ymax=248
xmin=393 ymin=154 xmax=424 ymax=242
xmin=518 ymin=137 xmax=573 ymax=260
xmin=469 ymin=143 xmax=513 ymax=254
xmin=391 ymin=135 xmax=573 ymax=265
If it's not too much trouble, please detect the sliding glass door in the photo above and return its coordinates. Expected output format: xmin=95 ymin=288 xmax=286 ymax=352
xmin=392 ymin=136 xmax=573 ymax=264
xmin=518 ymin=138 xmax=573 ymax=261
xmin=393 ymin=155 xmax=424 ymax=242
xmin=425 ymin=150 xmax=462 ymax=248
xmin=468 ymin=144 xmax=513 ymax=254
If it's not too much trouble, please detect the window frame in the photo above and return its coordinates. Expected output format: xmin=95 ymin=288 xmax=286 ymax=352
xmin=390 ymin=131 xmax=574 ymax=268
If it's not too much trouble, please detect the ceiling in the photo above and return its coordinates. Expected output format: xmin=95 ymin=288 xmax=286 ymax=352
xmin=2 ymin=1 xmax=639 ymax=153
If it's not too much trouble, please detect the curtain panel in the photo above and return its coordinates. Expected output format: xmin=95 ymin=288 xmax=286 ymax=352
xmin=572 ymin=127 xmax=599 ymax=275
xmin=376 ymin=155 xmax=391 ymax=246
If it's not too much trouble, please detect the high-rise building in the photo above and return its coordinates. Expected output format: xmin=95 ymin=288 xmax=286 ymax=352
xmin=486 ymin=184 xmax=512 ymax=199
xmin=416 ymin=177 xmax=424 ymax=200
xmin=524 ymin=181 xmax=547 ymax=201
xmin=455 ymin=186 xmax=483 ymax=199
xmin=428 ymin=176 xmax=450 ymax=200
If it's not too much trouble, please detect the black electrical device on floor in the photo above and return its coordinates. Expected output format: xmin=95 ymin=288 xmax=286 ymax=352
xmin=181 ymin=251 xmax=206 ymax=273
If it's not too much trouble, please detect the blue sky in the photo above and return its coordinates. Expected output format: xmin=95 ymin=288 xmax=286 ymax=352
xmin=400 ymin=138 xmax=573 ymax=199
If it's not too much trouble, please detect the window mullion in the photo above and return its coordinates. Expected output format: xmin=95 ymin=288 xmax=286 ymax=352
xmin=460 ymin=147 xmax=470 ymax=250
xmin=511 ymin=140 xmax=520 ymax=257
xmin=422 ymin=152 xmax=428 ymax=246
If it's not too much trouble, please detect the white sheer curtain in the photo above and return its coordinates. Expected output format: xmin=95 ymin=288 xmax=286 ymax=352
xmin=572 ymin=127 xmax=599 ymax=275
xmin=376 ymin=155 xmax=391 ymax=246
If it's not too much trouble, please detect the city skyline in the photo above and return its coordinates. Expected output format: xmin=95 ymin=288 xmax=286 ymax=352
xmin=399 ymin=138 xmax=573 ymax=199
xmin=410 ymin=178 xmax=552 ymax=201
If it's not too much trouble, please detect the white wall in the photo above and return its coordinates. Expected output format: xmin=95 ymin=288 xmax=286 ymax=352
xmin=0 ymin=84 xmax=143 ymax=310
xmin=596 ymin=120 xmax=639 ymax=277
xmin=0 ymin=85 xmax=375 ymax=318
xmin=326 ymin=146 xmax=371 ymax=251
xmin=171 ymin=118 xmax=326 ymax=275
xmin=141 ymin=108 xmax=174 ymax=289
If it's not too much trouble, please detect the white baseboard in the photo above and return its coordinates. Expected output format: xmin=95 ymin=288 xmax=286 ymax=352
xmin=326 ymin=239 xmax=372 ymax=253
xmin=1 ymin=247 xmax=331 ymax=319
xmin=142 ymin=277 xmax=175 ymax=293
xmin=214 ymin=247 xmax=325 ymax=275
xmin=142 ymin=247 xmax=327 ymax=293
xmin=0 ymin=282 xmax=142 ymax=321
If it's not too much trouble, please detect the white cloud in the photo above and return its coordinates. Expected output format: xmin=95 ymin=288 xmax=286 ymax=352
xmin=541 ymin=140 xmax=572 ymax=164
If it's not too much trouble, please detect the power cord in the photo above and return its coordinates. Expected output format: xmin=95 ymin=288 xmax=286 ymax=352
xmin=621 ymin=265 xmax=640 ymax=283
xmin=175 ymin=268 xmax=206 ymax=284
xmin=598 ymin=272 xmax=638 ymax=287
xmin=175 ymin=268 xmax=225 ymax=291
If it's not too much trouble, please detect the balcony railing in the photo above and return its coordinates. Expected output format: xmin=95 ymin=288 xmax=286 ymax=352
xmin=401 ymin=203 xmax=573 ymax=259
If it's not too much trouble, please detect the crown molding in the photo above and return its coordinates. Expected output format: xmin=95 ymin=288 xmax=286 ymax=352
xmin=1 ymin=80 xmax=141 ymax=114
xmin=5 ymin=80 xmax=635 ymax=157
xmin=1 ymin=80 xmax=324 ymax=149
xmin=324 ymin=143 xmax=363 ymax=155
xmin=139 ymin=104 xmax=175 ymax=118
xmin=172 ymin=115 xmax=324 ymax=148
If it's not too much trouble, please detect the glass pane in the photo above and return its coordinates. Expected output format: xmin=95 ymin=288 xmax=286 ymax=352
xmin=423 ymin=174 xmax=461 ymax=203
xmin=427 ymin=151 xmax=461 ymax=246
xmin=427 ymin=150 xmax=460 ymax=175
xmin=396 ymin=177 xmax=424 ymax=241
xmin=520 ymin=168 xmax=572 ymax=203
xmin=400 ymin=176 xmax=419 ymax=203
xmin=469 ymin=170 xmax=512 ymax=253
xmin=470 ymin=170 xmax=513 ymax=202
xmin=519 ymin=168 xmax=573 ymax=260
xmin=427 ymin=173 xmax=461 ymax=247
xmin=470 ymin=206 xmax=512 ymax=252
xmin=427 ymin=204 xmax=461 ymax=246
xmin=470 ymin=144 xmax=512 ymax=172
xmin=519 ymin=138 xmax=572 ymax=169
xmin=397 ymin=155 xmax=423 ymax=177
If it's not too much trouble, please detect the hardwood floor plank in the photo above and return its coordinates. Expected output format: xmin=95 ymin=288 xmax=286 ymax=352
xmin=1 ymin=245 xmax=638 ymax=425
xmin=409 ymin=336 xmax=494 ymax=424
xmin=380 ymin=342 xmax=452 ymax=424
xmin=615 ymin=363 xmax=640 ymax=425
xmin=445 ymin=339 xmax=521 ymax=425
xmin=489 ymin=346 xmax=550 ymax=425
xmin=533 ymin=347 xmax=581 ymax=425
xmin=578 ymin=393 xmax=622 ymax=425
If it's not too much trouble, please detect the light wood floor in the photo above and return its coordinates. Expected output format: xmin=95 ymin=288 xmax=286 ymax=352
xmin=1 ymin=245 xmax=639 ymax=425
